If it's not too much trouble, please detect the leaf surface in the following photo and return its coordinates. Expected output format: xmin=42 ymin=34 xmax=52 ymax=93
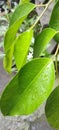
xmin=4 ymin=45 xmax=14 ymax=72
xmin=4 ymin=2 xmax=35 ymax=72
xmin=1 ymin=58 xmax=55 ymax=116
xmin=20 ymin=0 xmax=30 ymax=4
xmin=33 ymin=28 xmax=56 ymax=58
xmin=14 ymin=29 xmax=33 ymax=70
xmin=49 ymin=1 xmax=59 ymax=42
xmin=45 ymin=86 xmax=59 ymax=129
xmin=4 ymin=2 xmax=35 ymax=52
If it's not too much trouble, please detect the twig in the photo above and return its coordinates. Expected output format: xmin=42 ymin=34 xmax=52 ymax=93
xmin=30 ymin=0 xmax=53 ymax=29
xmin=36 ymin=4 xmax=46 ymax=7
xmin=54 ymin=44 xmax=59 ymax=57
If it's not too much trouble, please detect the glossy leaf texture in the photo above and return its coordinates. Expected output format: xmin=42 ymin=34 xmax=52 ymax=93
xmin=45 ymin=86 xmax=59 ymax=129
xmin=14 ymin=29 xmax=33 ymax=70
xmin=4 ymin=2 xmax=36 ymax=52
xmin=49 ymin=1 xmax=59 ymax=42
xmin=45 ymin=86 xmax=59 ymax=130
xmin=1 ymin=58 xmax=55 ymax=116
xmin=33 ymin=28 xmax=56 ymax=58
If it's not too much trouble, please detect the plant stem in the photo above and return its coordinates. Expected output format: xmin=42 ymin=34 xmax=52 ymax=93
xmin=36 ymin=4 xmax=46 ymax=7
xmin=30 ymin=0 xmax=53 ymax=29
xmin=54 ymin=45 xmax=59 ymax=57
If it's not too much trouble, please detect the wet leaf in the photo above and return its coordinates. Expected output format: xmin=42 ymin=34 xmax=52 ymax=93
xmin=1 ymin=58 xmax=55 ymax=116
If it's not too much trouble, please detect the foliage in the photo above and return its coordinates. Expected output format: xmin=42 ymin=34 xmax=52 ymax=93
xmin=45 ymin=86 xmax=59 ymax=129
xmin=33 ymin=28 xmax=56 ymax=57
xmin=49 ymin=0 xmax=59 ymax=42
xmin=0 ymin=0 xmax=59 ymax=129
xmin=1 ymin=58 xmax=55 ymax=115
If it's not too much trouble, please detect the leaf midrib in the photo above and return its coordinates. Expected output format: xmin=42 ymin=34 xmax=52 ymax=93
xmin=10 ymin=58 xmax=52 ymax=113
xmin=9 ymin=4 xmax=36 ymax=29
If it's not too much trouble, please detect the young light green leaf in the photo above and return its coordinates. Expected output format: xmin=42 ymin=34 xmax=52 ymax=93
xmin=20 ymin=0 xmax=30 ymax=4
xmin=33 ymin=28 xmax=56 ymax=58
xmin=1 ymin=58 xmax=55 ymax=116
xmin=4 ymin=44 xmax=14 ymax=72
xmin=45 ymin=86 xmax=59 ymax=129
xmin=49 ymin=1 xmax=59 ymax=42
xmin=14 ymin=29 xmax=33 ymax=70
xmin=4 ymin=3 xmax=36 ymax=52
xmin=4 ymin=3 xmax=35 ymax=72
xmin=4 ymin=29 xmax=33 ymax=72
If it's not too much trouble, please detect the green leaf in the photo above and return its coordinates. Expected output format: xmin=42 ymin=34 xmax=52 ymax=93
xmin=20 ymin=0 xmax=30 ymax=4
xmin=49 ymin=1 xmax=59 ymax=42
xmin=14 ymin=29 xmax=33 ymax=70
xmin=4 ymin=2 xmax=36 ymax=52
xmin=45 ymin=86 xmax=59 ymax=129
xmin=3 ymin=44 xmax=14 ymax=73
xmin=33 ymin=28 xmax=56 ymax=58
xmin=4 ymin=3 xmax=35 ymax=72
xmin=9 ymin=2 xmax=35 ymax=27
xmin=1 ymin=58 xmax=55 ymax=116
xmin=55 ymin=0 xmax=59 ymax=3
